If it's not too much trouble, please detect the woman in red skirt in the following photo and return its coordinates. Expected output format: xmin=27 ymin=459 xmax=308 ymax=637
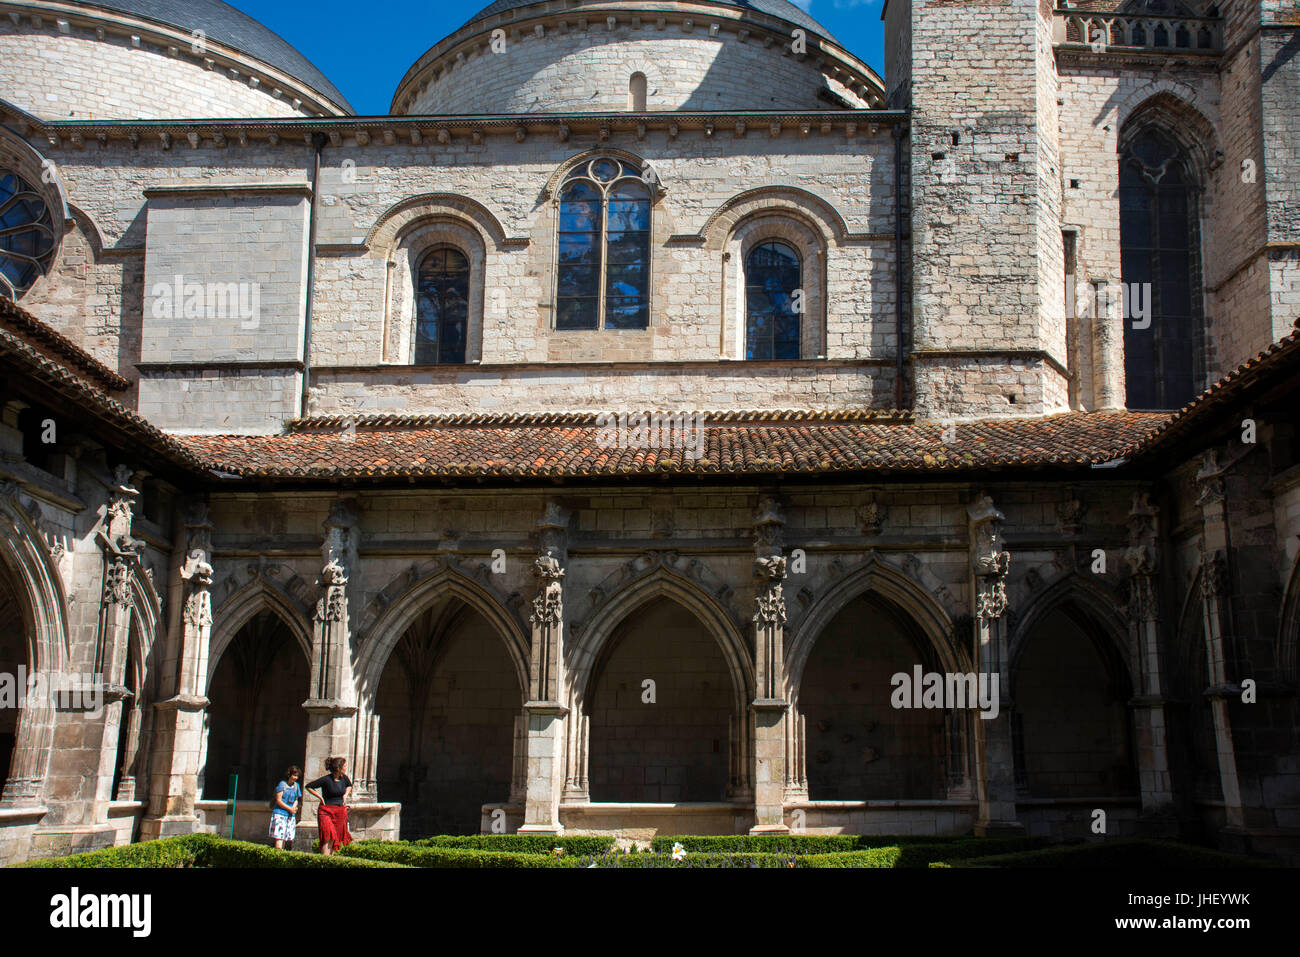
xmin=306 ymin=756 xmax=353 ymax=855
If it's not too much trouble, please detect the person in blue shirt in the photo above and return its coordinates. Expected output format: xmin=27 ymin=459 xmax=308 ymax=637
xmin=269 ymin=765 xmax=302 ymax=849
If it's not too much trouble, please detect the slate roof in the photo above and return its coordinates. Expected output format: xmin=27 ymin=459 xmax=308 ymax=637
xmin=73 ymin=0 xmax=353 ymax=112
xmin=463 ymin=0 xmax=834 ymax=37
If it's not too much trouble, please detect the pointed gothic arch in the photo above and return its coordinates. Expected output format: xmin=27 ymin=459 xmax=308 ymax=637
xmin=0 ymin=485 xmax=68 ymax=806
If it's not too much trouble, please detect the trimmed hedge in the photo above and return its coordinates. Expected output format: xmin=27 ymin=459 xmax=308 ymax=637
xmin=799 ymin=838 xmax=1049 ymax=868
xmin=340 ymin=841 xmax=566 ymax=869
xmin=199 ymin=838 xmax=406 ymax=868
xmin=16 ymin=835 xmax=208 ymax=869
xmin=14 ymin=834 xmax=407 ymax=869
xmin=952 ymin=839 xmax=1278 ymax=869
xmin=649 ymin=833 xmax=977 ymax=855
xmin=411 ymin=834 xmax=616 ymax=855
xmin=576 ymin=851 xmax=797 ymax=868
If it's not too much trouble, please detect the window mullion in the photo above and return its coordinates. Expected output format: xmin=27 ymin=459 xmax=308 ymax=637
xmin=598 ymin=189 xmax=609 ymax=330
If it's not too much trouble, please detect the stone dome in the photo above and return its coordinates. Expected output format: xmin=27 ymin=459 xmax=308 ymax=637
xmin=393 ymin=0 xmax=884 ymax=115
xmin=0 ymin=0 xmax=351 ymax=119
xmin=463 ymin=0 xmax=835 ymax=37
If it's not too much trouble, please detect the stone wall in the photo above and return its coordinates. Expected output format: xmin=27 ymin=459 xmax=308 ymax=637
xmin=0 ymin=17 xmax=330 ymax=120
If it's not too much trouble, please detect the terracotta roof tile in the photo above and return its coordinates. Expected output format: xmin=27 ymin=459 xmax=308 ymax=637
xmin=0 ymin=298 xmax=131 ymax=392
xmin=181 ymin=411 xmax=1169 ymax=481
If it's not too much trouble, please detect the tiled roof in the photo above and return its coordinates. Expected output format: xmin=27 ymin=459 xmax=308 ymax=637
xmin=181 ymin=410 xmax=1168 ymax=481
xmin=0 ymin=297 xmax=130 ymax=392
xmin=1120 ymin=322 xmax=1300 ymax=460
xmin=0 ymin=316 xmax=205 ymax=470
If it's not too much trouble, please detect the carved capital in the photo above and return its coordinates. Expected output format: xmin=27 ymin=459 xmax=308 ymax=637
xmin=1195 ymin=450 xmax=1225 ymax=508
xmin=1124 ymin=492 xmax=1160 ymax=577
xmin=103 ymin=557 xmax=131 ymax=606
xmin=1200 ymin=548 xmax=1228 ymax=601
xmin=857 ymin=496 xmax=886 ymax=536
xmin=530 ymin=553 xmax=565 ymax=627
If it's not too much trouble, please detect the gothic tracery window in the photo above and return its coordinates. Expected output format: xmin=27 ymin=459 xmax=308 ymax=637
xmin=415 ymin=246 xmax=469 ymax=365
xmin=1119 ymin=127 xmax=1202 ymax=410
xmin=745 ymin=241 xmax=802 ymax=360
xmin=556 ymin=158 xmax=651 ymax=331
xmin=0 ymin=170 xmax=55 ymax=299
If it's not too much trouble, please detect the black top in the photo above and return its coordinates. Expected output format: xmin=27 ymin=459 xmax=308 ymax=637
xmin=307 ymin=774 xmax=352 ymax=806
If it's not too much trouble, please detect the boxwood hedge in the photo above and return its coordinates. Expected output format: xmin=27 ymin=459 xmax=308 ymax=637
xmin=951 ymin=839 xmax=1277 ymax=869
xmin=649 ymin=834 xmax=979 ymax=855
xmin=14 ymin=834 xmax=406 ymax=869
xmin=410 ymin=834 xmax=615 ymax=855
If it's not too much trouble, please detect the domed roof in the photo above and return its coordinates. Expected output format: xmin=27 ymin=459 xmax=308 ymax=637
xmin=71 ymin=0 xmax=352 ymax=112
xmin=463 ymin=0 xmax=834 ymax=38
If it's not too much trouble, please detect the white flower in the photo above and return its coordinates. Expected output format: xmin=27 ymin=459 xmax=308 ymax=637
xmin=671 ymin=842 xmax=686 ymax=862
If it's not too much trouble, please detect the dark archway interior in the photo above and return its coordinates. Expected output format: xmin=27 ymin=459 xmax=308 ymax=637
xmin=800 ymin=592 xmax=948 ymax=800
xmin=202 ymin=611 xmax=309 ymax=801
xmin=375 ymin=597 xmax=520 ymax=837
xmin=1013 ymin=606 xmax=1136 ymax=797
xmin=0 ymin=565 xmax=24 ymax=794
xmin=111 ymin=625 xmax=142 ymax=801
xmin=587 ymin=597 xmax=733 ymax=803
xmin=1166 ymin=588 xmax=1223 ymax=805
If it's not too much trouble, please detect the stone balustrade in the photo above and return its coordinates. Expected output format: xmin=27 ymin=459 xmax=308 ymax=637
xmin=1054 ymin=9 xmax=1223 ymax=53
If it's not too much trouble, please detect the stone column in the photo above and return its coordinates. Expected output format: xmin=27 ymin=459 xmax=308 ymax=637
xmin=302 ymin=501 xmax=359 ymax=801
xmin=1123 ymin=493 xmax=1175 ymax=818
xmin=968 ymin=494 xmax=1022 ymax=835
xmin=140 ymin=501 xmax=213 ymax=840
xmin=92 ymin=467 xmax=140 ymax=814
xmin=520 ymin=502 xmax=570 ymax=834
xmin=1194 ymin=453 xmax=1246 ymax=830
xmin=749 ymin=493 xmax=789 ymax=834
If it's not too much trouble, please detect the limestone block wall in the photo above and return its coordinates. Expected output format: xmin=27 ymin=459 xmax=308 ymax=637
xmin=0 ymin=17 xmax=328 ymax=120
xmin=138 ymin=185 xmax=311 ymax=431
xmin=903 ymin=0 xmax=1069 ymax=418
xmin=397 ymin=15 xmax=875 ymax=115
xmin=27 ymin=124 xmax=904 ymax=424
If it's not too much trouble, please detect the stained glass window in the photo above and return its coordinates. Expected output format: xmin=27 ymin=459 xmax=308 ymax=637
xmin=745 ymin=241 xmax=802 ymax=360
xmin=1119 ymin=129 xmax=1201 ymax=410
xmin=0 ymin=171 xmax=55 ymax=299
xmin=556 ymin=158 xmax=651 ymax=331
xmin=415 ymin=246 xmax=469 ymax=365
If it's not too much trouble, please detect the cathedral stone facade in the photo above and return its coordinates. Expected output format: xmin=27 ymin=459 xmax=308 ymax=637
xmin=0 ymin=0 xmax=1297 ymax=864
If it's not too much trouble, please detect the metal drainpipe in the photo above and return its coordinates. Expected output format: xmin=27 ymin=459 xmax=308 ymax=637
xmin=300 ymin=132 xmax=327 ymax=419
xmin=893 ymin=121 xmax=907 ymax=412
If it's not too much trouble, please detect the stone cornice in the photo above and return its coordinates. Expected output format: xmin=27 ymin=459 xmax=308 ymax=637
xmin=142 ymin=182 xmax=314 ymax=199
xmin=0 ymin=0 xmax=349 ymax=117
xmin=394 ymin=1 xmax=885 ymax=113
xmin=17 ymin=109 xmax=906 ymax=154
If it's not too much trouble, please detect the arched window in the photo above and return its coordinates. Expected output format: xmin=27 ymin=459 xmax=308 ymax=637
xmin=415 ymin=246 xmax=469 ymax=364
xmin=0 ymin=170 xmax=55 ymax=299
xmin=1119 ymin=127 xmax=1202 ymax=410
xmin=556 ymin=158 xmax=651 ymax=331
xmin=745 ymin=241 xmax=802 ymax=360
xmin=629 ymin=72 xmax=647 ymax=111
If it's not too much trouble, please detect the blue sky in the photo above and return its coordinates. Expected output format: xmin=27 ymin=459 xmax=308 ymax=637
xmin=226 ymin=0 xmax=886 ymax=115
